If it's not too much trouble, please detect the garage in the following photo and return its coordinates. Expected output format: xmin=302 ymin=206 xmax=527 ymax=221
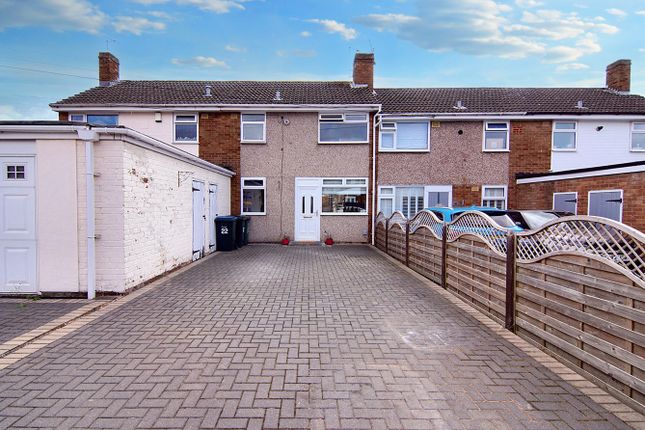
xmin=0 ymin=122 xmax=233 ymax=297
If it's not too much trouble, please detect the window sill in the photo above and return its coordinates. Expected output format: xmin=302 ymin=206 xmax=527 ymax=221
xmin=318 ymin=141 xmax=369 ymax=145
xmin=173 ymin=141 xmax=199 ymax=145
xmin=241 ymin=140 xmax=266 ymax=144
xmin=241 ymin=212 xmax=266 ymax=216
xmin=379 ymin=148 xmax=429 ymax=153
xmin=629 ymin=148 xmax=645 ymax=152
xmin=320 ymin=213 xmax=368 ymax=216
xmin=482 ymin=149 xmax=510 ymax=153
xmin=551 ymin=148 xmax=577 ymax=152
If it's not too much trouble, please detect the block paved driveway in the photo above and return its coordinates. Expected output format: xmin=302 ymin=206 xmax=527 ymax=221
xmin=0 ymin=245 xmax=631 ymax=429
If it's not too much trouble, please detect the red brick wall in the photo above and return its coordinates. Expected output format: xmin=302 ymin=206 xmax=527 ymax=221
xmin=353 ymin=53 xmax=374 ymax=88
xmin=199 ymin=112 xmax=241 ymax=215
xmin=99 ymin=52 xmax=119 ymax=84
xmin=58 ymin=112 xmax=68 ymax=121
xmin=606 ymin=59 xmax=631 ymax=92
xmin=453 ymin=184 xmax=482 ymax=207
xmin=508 ymin=120 xmax=552 ymax=209
xmin=516 ymin=172 xmax=645 ymax=232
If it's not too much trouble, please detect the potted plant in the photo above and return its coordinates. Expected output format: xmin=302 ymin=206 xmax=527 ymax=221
xmin=324 ymin=232 xmax=334 ymax=246
xmin=281 ymin=234 xmax=290 ymax=245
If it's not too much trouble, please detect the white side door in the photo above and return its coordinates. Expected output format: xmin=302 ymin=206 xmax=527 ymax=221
xmin=208 ymin=183 xmax=218 ymax=251
xmin=192 ymin=181 xmax=205 ymax=261
xmin=295 ymin=179 xmax=321 ymax=242
xmin=0 ymin=156 xmax=37 ymax=294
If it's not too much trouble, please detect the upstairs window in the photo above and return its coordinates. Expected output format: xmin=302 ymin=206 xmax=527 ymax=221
xmin=482 ymin=185 xmax=507 ymax=210
xmin=319 ymin=112 xmax=368 ymax=143
xmin=86 ymin=114 xmax=118 ymax=126
xmin=69 ymin=114 xmax=85 ymax=122
xmin=241 ymin=113 xmax=266 ymax=142
xmin=552 ymin=121 xmax=577 ymax=150
xmin=631 ymin=122 xmax=645 ymax=151
xmin=483 ymin=122 xmax=509 ymax=151
xmin=174 ymin=114 xmax=198 ymax=143
xmin=379 ymin=121 xmax=429 ymax=151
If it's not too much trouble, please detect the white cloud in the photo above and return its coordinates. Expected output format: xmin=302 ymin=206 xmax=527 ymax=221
xmin=113 ymin=16 xmax=166 ymax=35
xmin=515 ymin=0 xmax=542 ymax=7
xmin=133 ymin=0 xmax=251 ymax=13
xmin=356 ymin=0 xmax=619 ymax=64
xmin=306 ymin=19 xmax=357 ymax=40
xmin=275 ymin=49 xmax=317 ymax=58
xmin=0 ymin=105 xmax=22 ymax=120
xmin=556 ymin=62 xmax=589 ymax=71
xmin=0 ymin=0 xmax=106 ymax=33
xmin=606 ymin=8 xmax=627 ymax=18
xmin=636 ymin=10 xmax=645 ymax=16
xmin=225 ymin=44 xmax=246 ymax=52
xmin=300 ymin=31 xmax=311 ymax=37
xmin=171 ymin=56 xmax=229 ymax=68
xmin=148 ymin=10 xmax=172 ymax=19
xmin=639 ymin=48 xmax=645 ymax=52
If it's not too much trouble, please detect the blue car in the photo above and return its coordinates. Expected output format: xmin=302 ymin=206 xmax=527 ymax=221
xmin=427 ymin=206 xmax=524 ymax=233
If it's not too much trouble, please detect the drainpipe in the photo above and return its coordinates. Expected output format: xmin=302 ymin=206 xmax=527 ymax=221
xmin=77 ymin=128 xmax=99 ymax=300
xmin=371 ymin=107 xmax=382 ymax=245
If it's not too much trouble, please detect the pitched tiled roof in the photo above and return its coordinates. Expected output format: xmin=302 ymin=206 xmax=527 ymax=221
xmin=51 ymin=81 xmax=379 ymax=107
xmin=376 ymin=87 xmax=645 ymax=115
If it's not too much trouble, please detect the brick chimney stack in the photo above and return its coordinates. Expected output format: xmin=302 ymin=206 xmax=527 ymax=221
xmin=353 ymin=52 xmax=374 ymax=89
xmin=99 ymin=52 xmax=119 ymax=87
xmin=606 ymin=59 xmax=631 ymax=93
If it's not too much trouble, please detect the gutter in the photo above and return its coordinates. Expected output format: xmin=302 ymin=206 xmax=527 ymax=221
xmin=379 ymin=113 xmax=645 ymax=121
xmin=50 ymin=103 xmax=382 ymax=112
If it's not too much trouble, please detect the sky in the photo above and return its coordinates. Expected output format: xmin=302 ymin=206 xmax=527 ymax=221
xmin=0 ymin=0 xmax=644 ymax=120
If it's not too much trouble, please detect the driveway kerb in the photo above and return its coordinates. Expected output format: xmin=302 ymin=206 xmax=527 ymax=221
xmin=0 ymin=251 xmax=221 ymax=370
xmin=372 ymin=246 xmax=645 ymax=429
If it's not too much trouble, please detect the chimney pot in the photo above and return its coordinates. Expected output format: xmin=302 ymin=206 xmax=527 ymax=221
xmin=99 ymin=52 xmax=119 ymax=87
xmin=606 ymin=59 xmax=630 ymax=93
xmin=352 ymin=52 xmax=374 ymax=89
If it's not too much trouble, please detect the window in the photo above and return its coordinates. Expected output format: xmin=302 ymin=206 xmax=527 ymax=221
xmin=482 ymin=186 xmax=507 ymax=210
xmin=6 ymin=165 xmax=25 ymax=180
xmin=631 ymin=122 xmax=645 ymax=151
xmin=319 ymin=112 xmax=368 ymax=143
xmin=483 ymin=122 xmax=509 ymax=151
xmin=552 ymin=121 xmax=577 ymax=150
xmin=425 ymin=185 xmax=452 ymax=208
xmin=241 ymin=177 xmax=266 ymax=215
xmin=321 ymin=178 xmax=367 ymax=214
xmin=378 ymin=187 xmax=395 ymax=217
xmin=174 ymin=114 xmax=198 ymax=143
xmin=69 ymin=114 xmax=85 ymax=122
xmin=588 ymin=190 xmax=623 ymax=222
xmin=86 ymin=114 xmax=118 ymax=126
xmin=379 ymin=186 xmax=432 ymax=218
xmin=241 ymin=113 xmax=266 ymax=142
xmin=379 ymin=121 xmax=429 ymax=151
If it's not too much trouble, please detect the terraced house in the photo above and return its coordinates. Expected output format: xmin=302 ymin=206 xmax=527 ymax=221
xmin=50 ymin=52 xmax=645 ymax=243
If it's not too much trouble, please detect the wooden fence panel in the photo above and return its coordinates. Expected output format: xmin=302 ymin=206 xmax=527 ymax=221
xmin=516 ymin=255 xmax=645 ymax=408
xmin=387 ymin=225 xmax=406 ymax=264
xmin=445 ymin=236 xmax=507 ymax=324
xmin=375 ymin=223 xmax=386 ymax=252
xmin=408 ymin=228 xmax=442 ymax=285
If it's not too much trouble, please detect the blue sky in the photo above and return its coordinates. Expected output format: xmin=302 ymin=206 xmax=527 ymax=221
xmin=0 ymin=0 xmax=644 ymax=119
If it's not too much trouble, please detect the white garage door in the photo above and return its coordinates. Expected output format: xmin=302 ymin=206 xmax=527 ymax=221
xmin=0 ymin=156 xmax=37 ymax=294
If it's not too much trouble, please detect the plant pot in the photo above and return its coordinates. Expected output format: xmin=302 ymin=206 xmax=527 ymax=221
xmin=325 ymin=238 xmax=334 ymax=246
xmin=281 ymin=238 xmax=290 ymax=245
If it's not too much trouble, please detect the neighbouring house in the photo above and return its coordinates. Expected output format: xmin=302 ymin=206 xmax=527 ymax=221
xmin=374 ymin=59 xmax=645 ymax=233
xmin=51 ymin=52 xmax=380 ymax=243
xmin=49 ymin=52 xmax=645 ymax=242
xmin=0 ymin=122 xmax=232 ymax=297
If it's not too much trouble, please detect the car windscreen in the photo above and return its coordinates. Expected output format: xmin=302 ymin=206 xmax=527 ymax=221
xmin=488 ymin=214 xmax=517 ymax=228
xmin=522 ymin=212 xmax=559 ymax=230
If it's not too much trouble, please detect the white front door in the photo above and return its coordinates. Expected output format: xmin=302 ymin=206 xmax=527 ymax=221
xmin=0 ymin=156 xmax=37 ymax=294
xmin=295 ymin=179 xmax=321 ymax=242
xmin=208 ymin=183 xmax=218 ymax=251
xmin=192 ymin=181 xmax=205 ymax=260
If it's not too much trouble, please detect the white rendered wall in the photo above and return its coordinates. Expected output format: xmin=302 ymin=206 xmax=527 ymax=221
xmin=118 ymin=112 xmax=199 ymax=156
xmin=551 ymin=120 xmax=645 ymax=171
xmin=120 ymin=142 xmax=230 ymax=290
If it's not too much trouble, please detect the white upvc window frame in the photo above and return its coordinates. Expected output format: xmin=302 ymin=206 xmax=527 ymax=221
xmin=241 ymin=113 xmax=266 ymax=143
xmin=481 ymin=185 xmax=508 ymax=210
xmin=379 ymin=120 xmax=430 ymax=152
xmin=378 ymin=185 xmax=426 ymax=219
xmin=241 ymin=177 xmax=267 ymax=216
xmin=552 ymin=121 xmax=577 ymax=152
xmin=552 ymin=191 xmax=578 ymax=215
xmin=482 ymin=121 xmax=510 ymax=152
xmin=630 ymin=122 xmax=645 ymax=152
xmin=69 ymin=113 xmax=86 ymax=122
xmin=424 ymin=185 xmax=453 ymax=208
xmin=173 ymin=113 xmax=199 ymax=144
xmin=85 ymin=113 xmax=119 ymax=126
xmin=321 ymin=177 xmax=368 ymax=216
xmin=318 ymin=112 xmax=369 ymax=144
xmin=378 ymin=186 xmax=395 ymax=216
xmin=588 ymin=189 xmax=623 ymax=223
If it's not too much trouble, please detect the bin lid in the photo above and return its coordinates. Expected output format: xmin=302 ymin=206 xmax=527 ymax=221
xmin=216 ymin=216 xmax=238 ymax=221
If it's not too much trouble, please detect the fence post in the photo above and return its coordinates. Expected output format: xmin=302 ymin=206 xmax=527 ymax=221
xmin=385 ymin=219 xmax=389 ymax=255
xmin=441 ymin=223 xmax=448 ymax=289
xmin=505 ymin=232 xmax=516 ymax=331
xmin=405 ymin=222 xmax=410 ymax=266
